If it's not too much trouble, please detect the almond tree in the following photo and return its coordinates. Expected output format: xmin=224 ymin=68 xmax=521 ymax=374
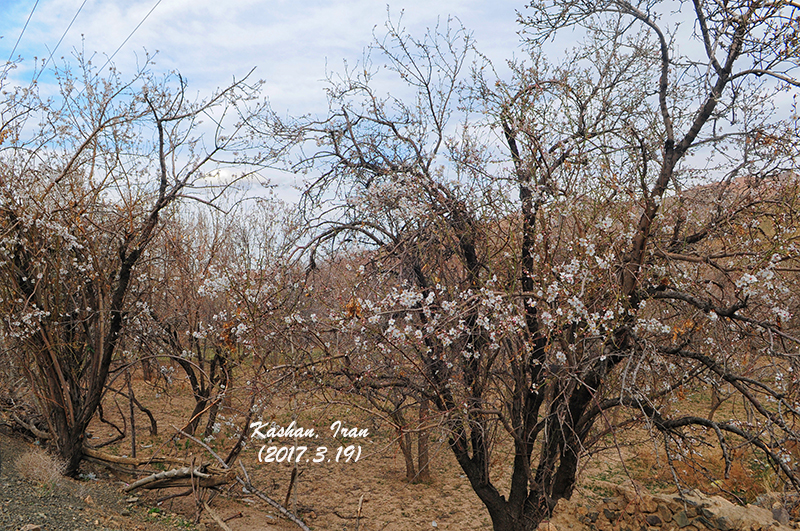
xmin=277 ymin=3 xmax=799 ymax=529
xmin=0 ymin=57 xmax=271 ymax=474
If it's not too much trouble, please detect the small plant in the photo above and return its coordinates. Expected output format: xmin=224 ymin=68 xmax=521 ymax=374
xmin=14 ymin=446 xmax=67 ymax=491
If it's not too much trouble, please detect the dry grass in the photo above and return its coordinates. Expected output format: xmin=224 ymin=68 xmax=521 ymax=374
xmin=14 ymin=445 xmax=67 ymax=489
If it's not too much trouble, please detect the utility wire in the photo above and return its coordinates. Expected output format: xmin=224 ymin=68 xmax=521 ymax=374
xmin=3 ymin=0 xmax=40 ymax=76
xmin=37 ymin=0 xmax=89 ymax=79
xmin=33 ymin=0 xmax=161 ymax=95
xmin=93 ymin=0 xmax=163 ymax=78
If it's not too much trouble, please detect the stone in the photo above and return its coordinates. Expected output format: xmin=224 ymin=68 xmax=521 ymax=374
xmin=537 ymin=522 xmax=558 ymax=531
xmin=19 ymin=525 xmax=41 ymax=531
xmin=603 ymin=497 xmax=623 ymax=510
xmin=715 ymin=516 xmax=733 ymax=531
xmin=645 ymin=515 xmax=662 ymax=526
xmin=673 ymin=510 xmax=691 ymax=528
xmin=603 ymin=508 xmax=619 ymax=521
xmin=668 ymin=498 xmax=686 ymax=512
xmin=695 ymin=515 xmax=715 ymax=529
xmin=771 ymin=505 xmax=790 ymax=525
xmin=121 ymin=509 xmax=131 ymax=517
xmin=694 ymin=520 xmax=710 ymax=531
xmin=658 ymin=503 xmax=674 ymax=523
xmin=640 ymin=495 xmax=658 ymax=514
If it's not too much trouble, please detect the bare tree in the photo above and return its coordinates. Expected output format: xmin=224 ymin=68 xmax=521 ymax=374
xmin=274 ymin=4 xmax=799 ymax=529
xmin=0 ymin=56 xmax=271 ymax=474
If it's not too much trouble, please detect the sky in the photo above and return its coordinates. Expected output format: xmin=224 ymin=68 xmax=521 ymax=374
xmin=0 ymin=0 xmax=525 ymax=112
xmin=3 ymin=1 xmax=793 ymax=204
xmin=0 ymin=0 xmax=528 ymax=201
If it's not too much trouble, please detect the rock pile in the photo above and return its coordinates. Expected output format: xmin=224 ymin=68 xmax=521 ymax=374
xmin=539 ymin=483 xmax=795 ymax=531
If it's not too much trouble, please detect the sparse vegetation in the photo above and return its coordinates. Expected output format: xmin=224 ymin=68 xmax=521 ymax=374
xmin=14 ymin=446 xmax=67 ymax=491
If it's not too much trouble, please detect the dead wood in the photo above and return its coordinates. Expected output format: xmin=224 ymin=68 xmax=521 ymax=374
xmin=203 ymin=501 xmax=233 ymax=531
xmin=82 ymin=446 xmax=226 ymax=473
xmin=236 ymin=474 xmax=311 ymax=531
xmin=11 ymin=412 xmax=51 ymax=440
xmin=123 ymin=466 xmax=221 ymax=492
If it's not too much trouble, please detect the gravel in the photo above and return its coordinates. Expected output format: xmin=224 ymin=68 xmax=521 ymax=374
xmin=0 ymin=427 xmax=180 ymax=531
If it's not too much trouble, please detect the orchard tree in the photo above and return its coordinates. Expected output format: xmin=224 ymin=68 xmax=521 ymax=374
xmin=0 ymin=56 xmax=272 ymax=474
xmin=126 ymin=199 xmax=307 ymax=440
xmin=276 ymin=3 xmax=799 ymax=529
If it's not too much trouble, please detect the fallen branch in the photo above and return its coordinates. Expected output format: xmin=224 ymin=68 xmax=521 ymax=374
xmin=203 ymin=500 xmax=233 ymax=531
xmin=124 ymin=466 xmax=211 ymax=492
xmin=223 ymin=512 xmax=244 ymax=523
xmin=236 ymin=474 xmax=311 ymax=531
xmin=82 ymin=446 xmax=189 ymax=468
xmin=133 ymin=472 xmax=233 ymax=491
xmin=11 ymin=413 xmax=50 ymax=440
xmin=82 ymin=446 xmax=228 ymax=477
xmin=81 ymin=455 xmax=151 ymax=477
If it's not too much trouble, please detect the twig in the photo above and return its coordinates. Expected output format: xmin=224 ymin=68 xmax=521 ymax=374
xmin=357 ymin=493 xmax=365 ymax=530
xmin=127 ymin=370 xmax=136 ymax=459
xmin=284 ymin=467 xmax=298 ymax=508
xmin=225 ymin=392 xmax=255 ymax=466
xmin=172 ymin=425 xmax=229 ymax=469
xmin=239 ymin=459 xmax=251 ymax=484
xmin=203 ymin=500 xmax=232 ymax=531
xmin=82 ymin=446 xmax=190 ymax=468
xmin=236 ymin=463 xmax=311 ymax=531
xmin=223 ymin=512 xmax=244 ymax=523
xmin=191 ymin=457 xmax=201 ymax=525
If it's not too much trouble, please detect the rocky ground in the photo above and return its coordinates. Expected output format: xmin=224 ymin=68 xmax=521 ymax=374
xmin=541 ymin=481 xmax=798 ymax=531
xmin=0 ymin=426 xmax=187 ymax=531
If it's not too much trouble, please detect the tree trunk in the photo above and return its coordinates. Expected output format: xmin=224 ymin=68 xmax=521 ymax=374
xmin=50 ymin=406 xmax=86 ymax=476
xmin=416 ymin=398 xmax=431 ymax=482
xmin=400 ymin=429 xmax=416 ymax=481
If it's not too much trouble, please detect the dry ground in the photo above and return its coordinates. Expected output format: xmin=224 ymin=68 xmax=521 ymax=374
xmin=3 ymin=367 xmax=795 ymax=531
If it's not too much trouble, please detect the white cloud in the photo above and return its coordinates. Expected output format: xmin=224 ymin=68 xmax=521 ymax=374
xmin=2 ymin=0 xmax=522 ymax=111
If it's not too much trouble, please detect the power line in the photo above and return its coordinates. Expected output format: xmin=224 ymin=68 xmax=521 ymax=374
xmin=3 ymin=0 xmax=40 ymax=74
xmin=94 ymin=0 xmax=163 ymax=77
xmin=26 ymin=0 xmax=162 ymax=94
xmin=37 ymin=0 xmax=89 ymax=79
